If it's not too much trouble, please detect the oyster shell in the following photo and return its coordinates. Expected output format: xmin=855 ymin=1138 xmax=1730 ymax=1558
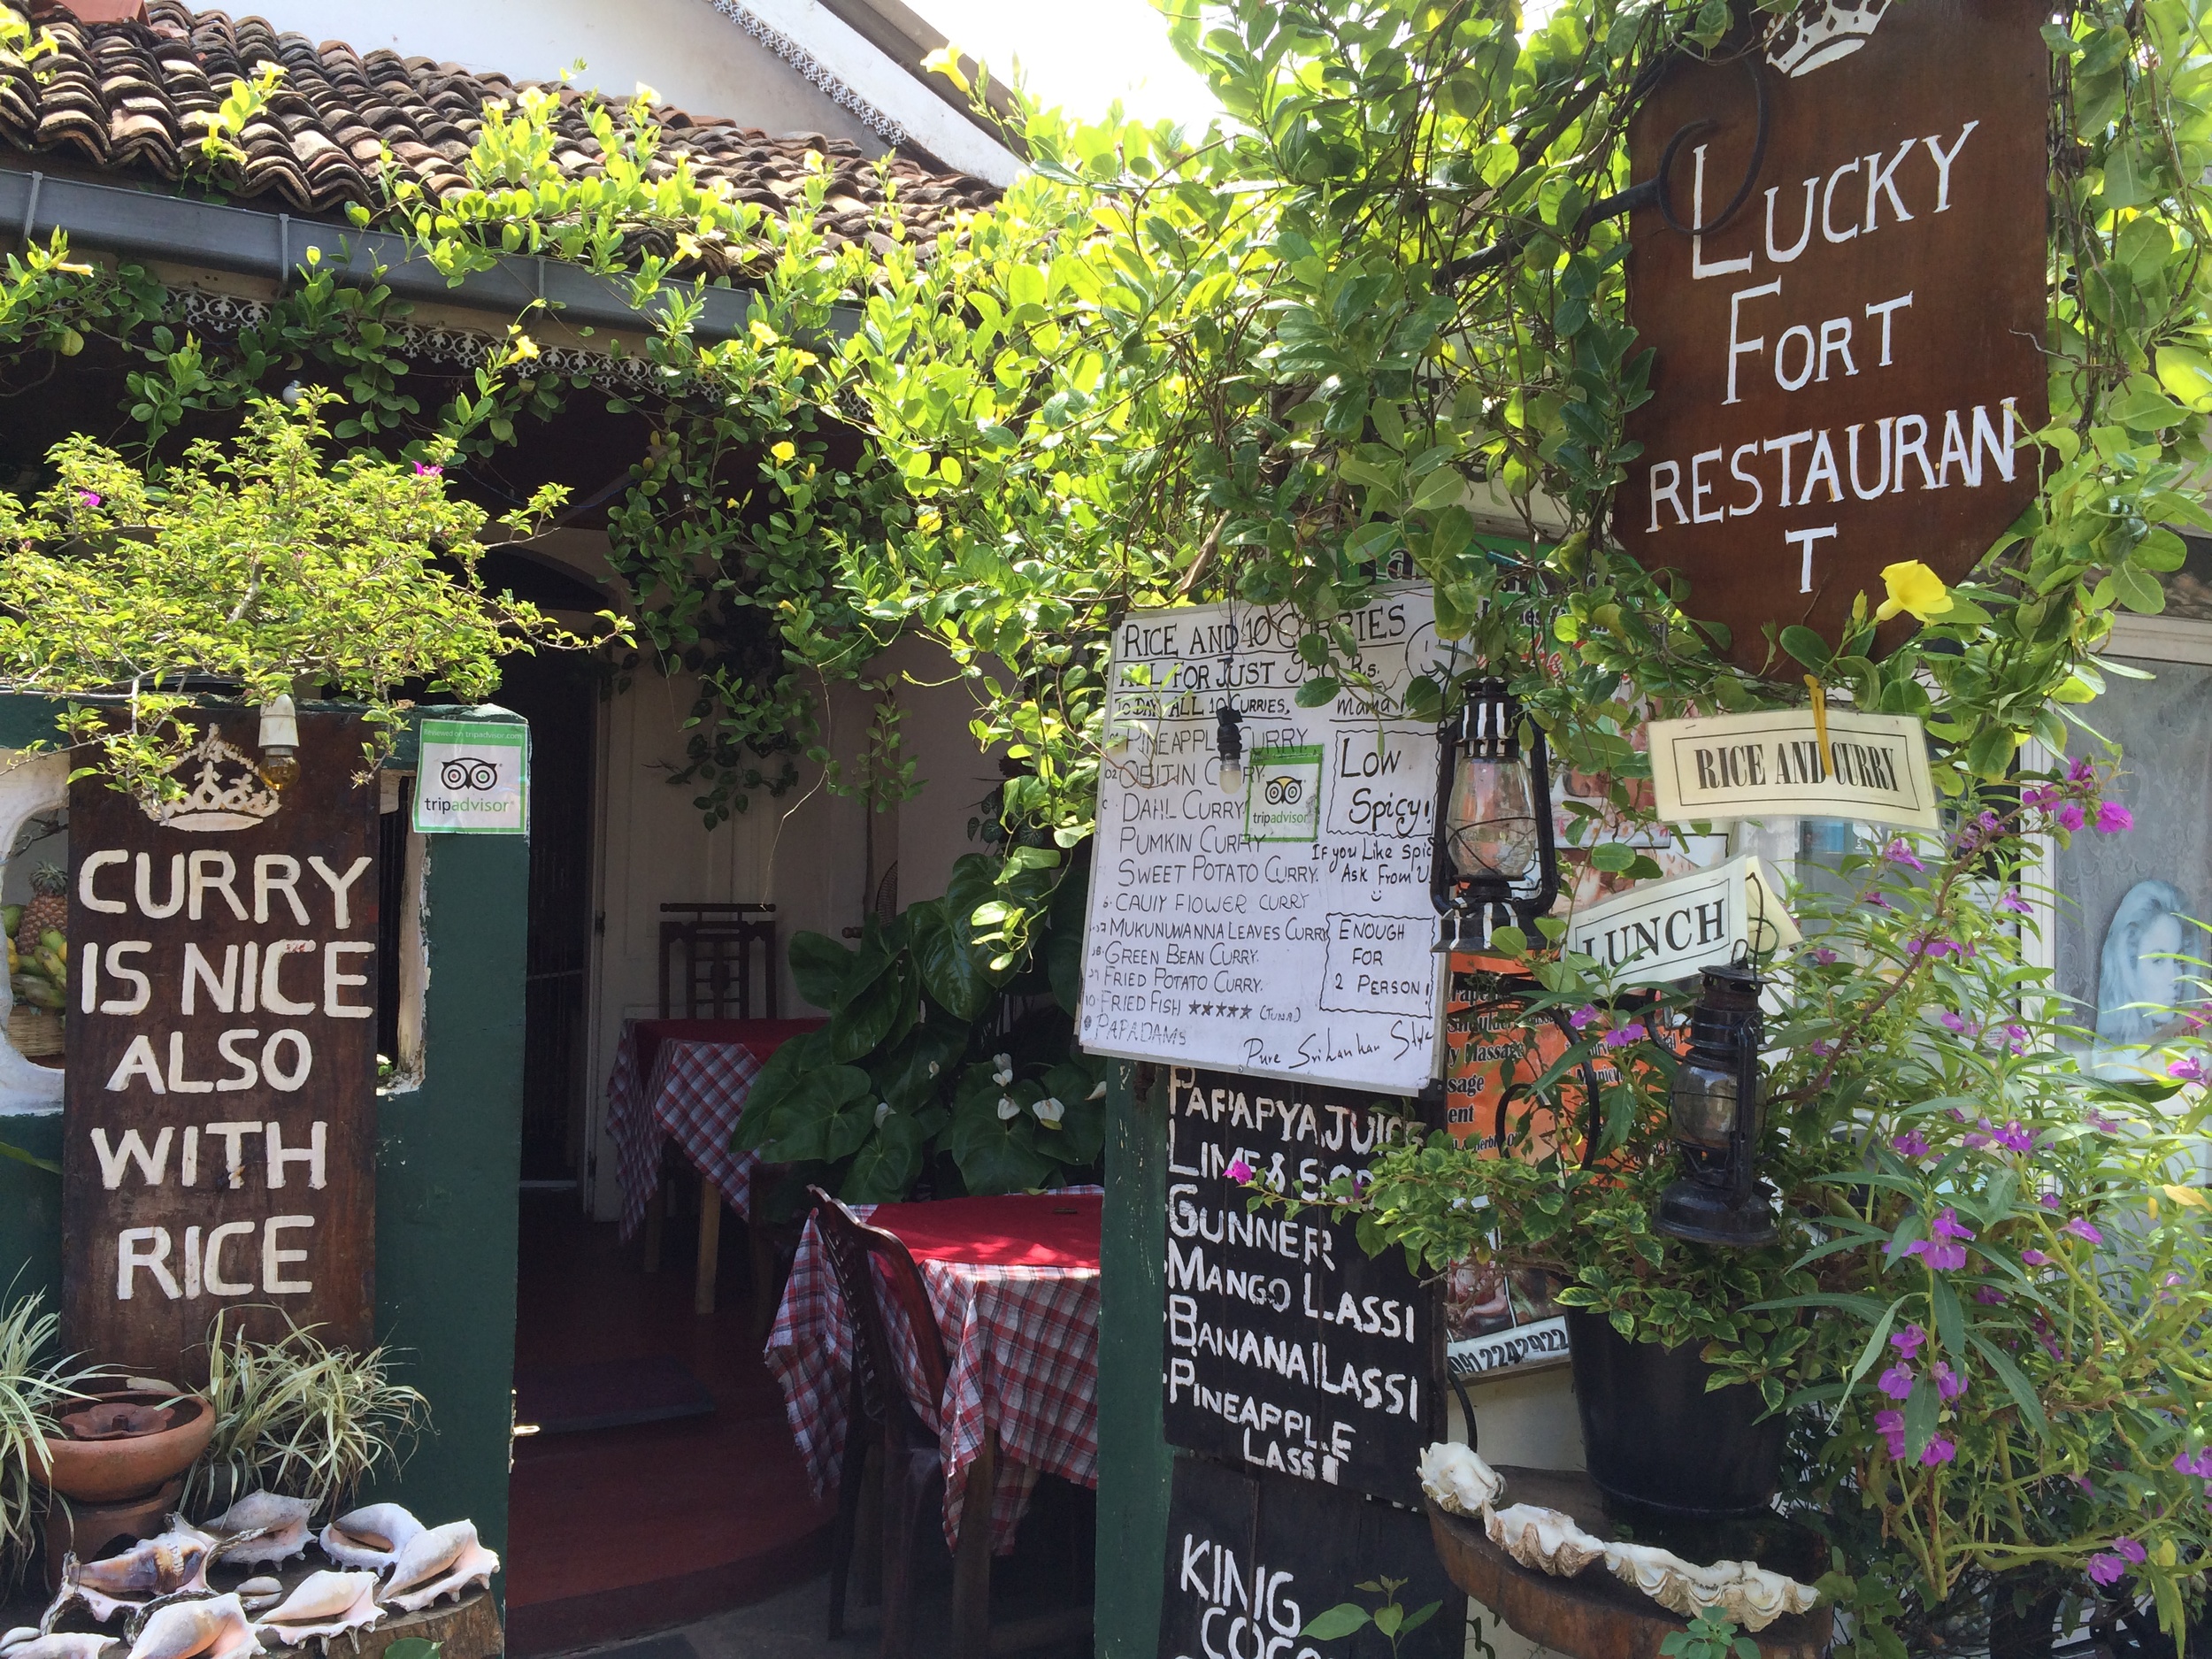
xmin=1484 ymin=1503 xmax=1610 ymax=1578
xmin=376 ymin=1522 xmax=499 ymax=1614
xmin=199 ymin=1496 xmax=312 ymax=1567
xmin=1605 ymin=1544 xmax=1822 ymax=1633
xmin=250 ymin=1572 xmax=382 ymax=1647
xmin=316 ymin=1504 xmax=424 ymax=1574
xmin=53 ymin=1525 xmax=220 ymax=1623
xmin=1417 ymin=1442 xmax=1505 ymax=1516
xmin=123 ymin=1595 xmax=260 ymax=1659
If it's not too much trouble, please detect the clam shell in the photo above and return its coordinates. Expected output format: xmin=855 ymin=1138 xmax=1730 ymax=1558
xmin=123 ymin=1595 xmax=260 ymax=1659
xmin=1484 ymin=1503 xmax=1609 ymax=1578
xmin=376 ymin=1521 xmax=499 ymax=1614
xmin=1417 ymin=1441 xmax=1504 ymax=1516
xmin=317 ymin=1504 xmax=423 ymax=1573
xmin=1603 ymin=1544 xmax=1821 ymax=1633
xmin=250 ymin=1572 xmax=382 ymax=1647
xmin=62 ymin=1527 xmax=219 ymax=1623
xmin=199 ymin=1495 xmax=313 ymax=1567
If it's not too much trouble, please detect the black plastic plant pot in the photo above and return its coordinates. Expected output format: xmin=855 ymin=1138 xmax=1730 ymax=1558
xmin=1564 ymin=1308 xmax=1788 ymax=1519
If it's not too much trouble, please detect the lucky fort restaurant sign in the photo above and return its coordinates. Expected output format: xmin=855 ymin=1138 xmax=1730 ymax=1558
xmin=1615 ymin=0 xmax=2048 ymax=671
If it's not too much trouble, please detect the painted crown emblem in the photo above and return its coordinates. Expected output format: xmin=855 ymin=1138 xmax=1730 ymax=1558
xmin=1765 ymin=0 xmax=1892 ymax=76
xmin=140 ymin=729 xmax=282 ymax=833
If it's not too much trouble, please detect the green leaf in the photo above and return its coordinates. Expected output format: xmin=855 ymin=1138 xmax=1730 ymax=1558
xmin=733 ymin=1029 xmax=834 ymax=1148
xmin=1928 ymin=1273 xmax=1965 ymax=1361
xmin=947 ymin=1094 xmax=1054 ymax=1193
xmin=1964 ymin=1330 xmax=2050 ymax=1440
xmin=789 ymin=931 xmax=856 ymax=1010
xmin=910 ymin=899 xmax=995 ymax=1021
xmin=1296 ymin=676 xmax=1340 ymax=707
xmin=870 ymin=1017 xmax=969 ymax=1112
xmin=758 ymin=1064 xmax=873 ymax=1164
xmin=0 ymin=1139 xmax=59 ymax=1175
xmin=1779 ymin=626 xmax=1832 ymax=672
xmin=1902 ymin=1371 xmax=1939 ymax=1460
xmin=382 ymin=1641 xmax=442 ymax=1659
xmin=832 ymin=956 xmax=917 ymax=1061
xmin=1301 ymin=1606 xmax=1371 ymax=1641
xmin=841 ymin=1111 xmax=926 ymax=1202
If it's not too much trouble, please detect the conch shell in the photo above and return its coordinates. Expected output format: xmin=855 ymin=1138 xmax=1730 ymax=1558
xmin=376 ymin=1522 xmax=499 ymax=1613
xmin=199 ymin=1494 xmax=313 ymax=1567
xmin=2 ymin=1636 xmax=118 ymax=1659
xmin=227 ymin=1586 xmax=280 ymax=1617
xmin=317 ymin=1504 xmax=424 ymax=1573
xmin=1606 ymin=1544 xmax=1824 ymax=1632
xmin=53 ymin=1524 xmax=220 ymax=1623
xmin=1418 ymin=1442 xmax=1505 ymax=1516
xmin=123 ymin=1595 xmax=261 ymax=1659
xmin=250 ymin=1573 xmax=382 ymax=1647
xmin=1486 ymin=1503 xmax=1610 ymax=1578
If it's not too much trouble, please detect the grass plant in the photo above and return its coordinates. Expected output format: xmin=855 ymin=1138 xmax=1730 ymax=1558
xmin=187 ymin=1310 xmax=427 ymax=1518
xmin=0 ymin=1288 xmax=93 ymax=1571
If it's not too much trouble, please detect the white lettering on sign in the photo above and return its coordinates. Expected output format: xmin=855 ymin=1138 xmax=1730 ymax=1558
xmin=1080 ymin=590 xmax=1445 ymax=1094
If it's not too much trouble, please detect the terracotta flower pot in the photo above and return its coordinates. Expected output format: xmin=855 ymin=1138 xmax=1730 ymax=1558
xmin=35 ymin=1392 xmax=216 ymax=1503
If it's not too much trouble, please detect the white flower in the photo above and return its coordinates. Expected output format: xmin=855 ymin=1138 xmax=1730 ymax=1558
xmin=1087 ymin=1079 xmax=1107 ymax=1101
xmin=996 ymin=1094 xmax=1020 ymax=1121
xmin=991 ymin=1052 xmax=1015 ymax=1086
xmin=875 ymin=1101 xmax=893 ymax=1126
xmin=1033 ymin=1096 xmax=1064 ymax=1128
xmin=927 ymin=1060 xmax=941 ymax=1077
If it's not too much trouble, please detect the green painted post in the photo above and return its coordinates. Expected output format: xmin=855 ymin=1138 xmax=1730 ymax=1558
xmin=1096 ymin=1060 xmax=1171 ymax=1659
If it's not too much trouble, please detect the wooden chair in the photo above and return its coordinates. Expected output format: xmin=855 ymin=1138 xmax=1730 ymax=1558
xmin=641 ymin=902 xmax=780 ymax=1318
xmin=810 ymin=1187 xmax=1000 ymax=1659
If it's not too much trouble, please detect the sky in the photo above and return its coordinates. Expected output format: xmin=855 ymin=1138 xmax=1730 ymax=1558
xmin=908 ymin=0 xmax=1225 ymax=130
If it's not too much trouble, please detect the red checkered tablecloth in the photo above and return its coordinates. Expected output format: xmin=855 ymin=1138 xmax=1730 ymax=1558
xmin=764 ymin=1197 xmax=1102 ymax=1555
xmin=608 ymin=1026 xmax=766 ymax=1241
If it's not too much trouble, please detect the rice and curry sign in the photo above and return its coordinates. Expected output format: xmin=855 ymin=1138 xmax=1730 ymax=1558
xmin=1614 ymin=0 xmax=2049 ymax=671
xmin=61 ymin=710 xmax=378 ymax=1380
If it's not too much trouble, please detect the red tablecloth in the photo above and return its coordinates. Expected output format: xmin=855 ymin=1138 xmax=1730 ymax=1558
xmin=765 ymin=1191 xmax=1102 ymax=1555
xmin=606 ymin=1018 xmax=825 ymax=1240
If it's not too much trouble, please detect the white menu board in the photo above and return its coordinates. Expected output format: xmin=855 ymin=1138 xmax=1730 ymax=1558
xmin=1078 ymin=588 xmax=1448 ymax=1094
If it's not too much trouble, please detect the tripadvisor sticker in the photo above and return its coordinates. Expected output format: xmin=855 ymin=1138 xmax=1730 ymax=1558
xmin=1246 ymin=744 xmax=1322 ymax=842
xmin=413 ymin=718 xmax=529 ymax=834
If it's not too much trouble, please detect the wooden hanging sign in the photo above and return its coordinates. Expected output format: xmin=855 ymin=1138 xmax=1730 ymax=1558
xmin=61 ymin=710 xmax=380 ymax=1381
xmin=1647 ymin=708 xmax=1938 ymax=829
xmin=1564 ymin=855 xmax=1799 ymax=983
xmin=1614 ymin=0 xmax=2049 ymax=672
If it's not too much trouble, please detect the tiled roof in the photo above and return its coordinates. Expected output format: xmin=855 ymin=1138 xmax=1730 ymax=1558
xmin=0 ymin=1 xmax=1002 ymax=271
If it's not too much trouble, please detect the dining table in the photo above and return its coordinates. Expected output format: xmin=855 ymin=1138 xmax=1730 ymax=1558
xmin=764 ymin=1188 xmax=1103 ymax=1561
xmin=603 ymin=1015 xmax=826 ymax=1313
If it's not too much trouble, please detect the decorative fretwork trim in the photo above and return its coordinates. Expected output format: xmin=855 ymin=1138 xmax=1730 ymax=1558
xmin=702 ymin=0 xmax=910 ymax=148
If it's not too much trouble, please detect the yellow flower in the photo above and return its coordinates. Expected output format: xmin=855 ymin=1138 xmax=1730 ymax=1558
xmin=1873 ymin=560 xmax=1954 ymax=623
xmin=749 ymin=318 xmax=780 ymax=348
xmin=510 ymin=332 xmax=540 ymax=361
xmin=917 ymin=509 xmax=942 ymax=534
xmin=770 ymin=441 xmax=796 ymax=463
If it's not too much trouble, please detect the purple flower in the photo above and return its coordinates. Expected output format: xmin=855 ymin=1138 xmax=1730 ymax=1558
xmin=2075 ymin=1472 xmax=2095 ymax=1494
xmin=1570 ymin=1005 xmax=1598 ymax=1030
xmin=1939 ymin=1011 xmax=1969 ymax=1033
xmin=1893 ymin=1131 xmax=1931 ymax=1158
xmin=2040 ymin=1193 xmax=2062 ymax=1210
xmin=1974 ymin=1286 xmax=2006 ymax=1304
xmin=2064 ymin=1217 xmax=2103 ymax=1245
xmin=2170 ymin=1058 xmax=2206 ymax=1083
xmin=1875 ymin=1409 xmax=1908 ymax=1459
xmin=2022 ymin=1248 xmax=2052 ymax=1266
xmin=1934 ymin=1361 xmax=1968 ymax=1402
xmin=1809 ymin=1039 xmax=1838 ymax=1057
xmin=2174 ymin=1449 xmax=2212 ymax=1479
xmin=1224 ymin=1158 xmax=1255 ymax=1184
xmin=1995 ymin=1121 xmax=2036 ymax=1153
xmin=2087 ymin=1110 xmax=2119 ymax=1133
xmin=1891 ymin=1323 xmax=1927 ymax=1357
xmin=2003 ymin=1023 xmax=2030 ymax=1053
xmin=1932 ymin=1209 xmax=1976 ymax=1240
xmin=1999 ymin=890 xmax=2033 ymax=916
xmin=2115 ymin=1538 xmax=2149 ymax=1564
xmin=2070 ymin=755 xmax=2096 ymax=783
xmin=1602 ymin=1023 xmax=1647 ymax=1049
xmin=2095 ymin=801 xmax=2134 ymax=834
xmin=2057 ymin=803 xmax=2086 ymax=833
xmin=1907 ymin=937 xmax=1962 ymax=959
xmin=1919 ymin=1242 xmax=1969 ymax=1271
xmin=1868 ymin=892 xmax=1891 ymax=910
xmin=2090 ymin=1555 xmax=2129 ymax=1586
xmin=2024 ymin=784 xmax=2061 ymax=810
xmin=1878 ymin=1363 xmax=1916 ymax=1401
xmin=1885 ymin=838 xmax=1926 ymax=872
xmin=1921 ymin=1435 xmax=1956 ymax=1467
xmin=1964 ymin=1129 xmax=1993 ymax=1150
xmin=1809 ymin=946 xmax=1839 ymax=966
xmin=414 ymin=461 xmax=442 ymax=477
xmin=75 ymin=488 xmax=99 ymax=508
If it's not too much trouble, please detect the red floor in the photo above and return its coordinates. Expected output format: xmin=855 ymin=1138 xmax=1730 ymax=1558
xmin=505 ymin=1191 xmax=835 ymax=1655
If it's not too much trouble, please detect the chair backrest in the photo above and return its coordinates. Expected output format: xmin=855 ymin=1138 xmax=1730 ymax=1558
xmin=808 ymin=1187 xmax=951 ymax=1430
xmin=659 ymin=903 xmax=778 ymax=1020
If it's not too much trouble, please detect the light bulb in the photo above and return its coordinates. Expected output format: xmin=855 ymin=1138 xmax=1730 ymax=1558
xmin=1219 ymin=758 xmax=1245 ymax=797
xmin=258 ymin=694 xmax=301 ymax=790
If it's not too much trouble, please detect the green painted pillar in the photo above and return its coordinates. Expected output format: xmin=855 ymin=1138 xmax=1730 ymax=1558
xmin=1096 ymin=1060 xmax=1172 ymax=1658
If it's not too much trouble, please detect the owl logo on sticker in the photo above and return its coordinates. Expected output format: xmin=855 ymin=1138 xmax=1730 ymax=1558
xmin=438 ymin=757 xmax=502 ymax=792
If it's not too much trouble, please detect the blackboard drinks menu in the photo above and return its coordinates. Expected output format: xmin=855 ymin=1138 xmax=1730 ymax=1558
xmin=1164 ymin=1066 xmax=1439 ymax=1507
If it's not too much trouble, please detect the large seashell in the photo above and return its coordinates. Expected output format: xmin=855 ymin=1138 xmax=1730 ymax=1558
xmin=2 ymin=1631 xmax=38 ymax=1651
xmin=58 ymin=1525 xmax=220 ymax=1623
xmin=2 ymin=1637 xmax=119 ymax=1659
xmin=249 ymin=1572 xmax=382 ymax=1647
xmin=123 ymin=1595 xmax=260 ymax=1659
xmin=317 ymin=1504 xmax=424 ymax=1573
xmin=199 ymin=1495 xmax=313 ymax=1567
xmin=1603 ymin=1544 xmax=1821 ymax=1633
xmin=1417 ymin=1442 xmax=1504 ymax=1516
xmin=227 ymin=1584 xmax=281 ymax=1617
xmin=1484 ymin=1503 xmax=1610 ymax=1578
xmin=375 ymin=1522 xmax=499 ymax=1614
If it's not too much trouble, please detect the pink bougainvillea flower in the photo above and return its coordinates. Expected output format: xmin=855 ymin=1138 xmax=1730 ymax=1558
xmin=75 ymin=488 xmax=100 ymax=507
xmin=413 ymin=461 xmax=442 ymax=477
xmin=1920 ymin=1436 xmax=1956 ymax=1467
xmin=2064 ymin=1217 xmax=2104 ymax=1244
xmin=2022 ymin=1248 xmax=2052 ymax=1267
xmin=1570 ymin=1005 xmax=1598 ymax=1030
xmin=1892 ymin=1131 xmax=1931 ymax=1158
xmin=1878 ymin=1363 xmax=1916 ymax=1401
xmin=2095 ymin=801 xmax=2134 ymax=834
xmin=2170 ymin=1058 xmax=2206 ymax=1083
xmin=1224 ymin=1158 xmax=1256 ymax=1184
xmin=1890 ymin=1323 xmax=1926 ymax=1357
xmin=1601 ymin=1023 xmax=1647 ymax=1048
xmin=2069 ymin=755 xmax=2096 ymax=783
xmin=2056 ymin=803 xmax=2087 ymax=832
xmin=2023 ymin=785 xmax=2059 ymax=810
xmin=1884 ymin=838 xmax=1925 ymax=872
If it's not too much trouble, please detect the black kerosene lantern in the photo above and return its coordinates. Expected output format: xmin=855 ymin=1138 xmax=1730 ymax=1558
xmin=1655 ymin=963 xmax=1778 ymax=1247
xmin=1429 ymin=678 xmax=1559 ymax=952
